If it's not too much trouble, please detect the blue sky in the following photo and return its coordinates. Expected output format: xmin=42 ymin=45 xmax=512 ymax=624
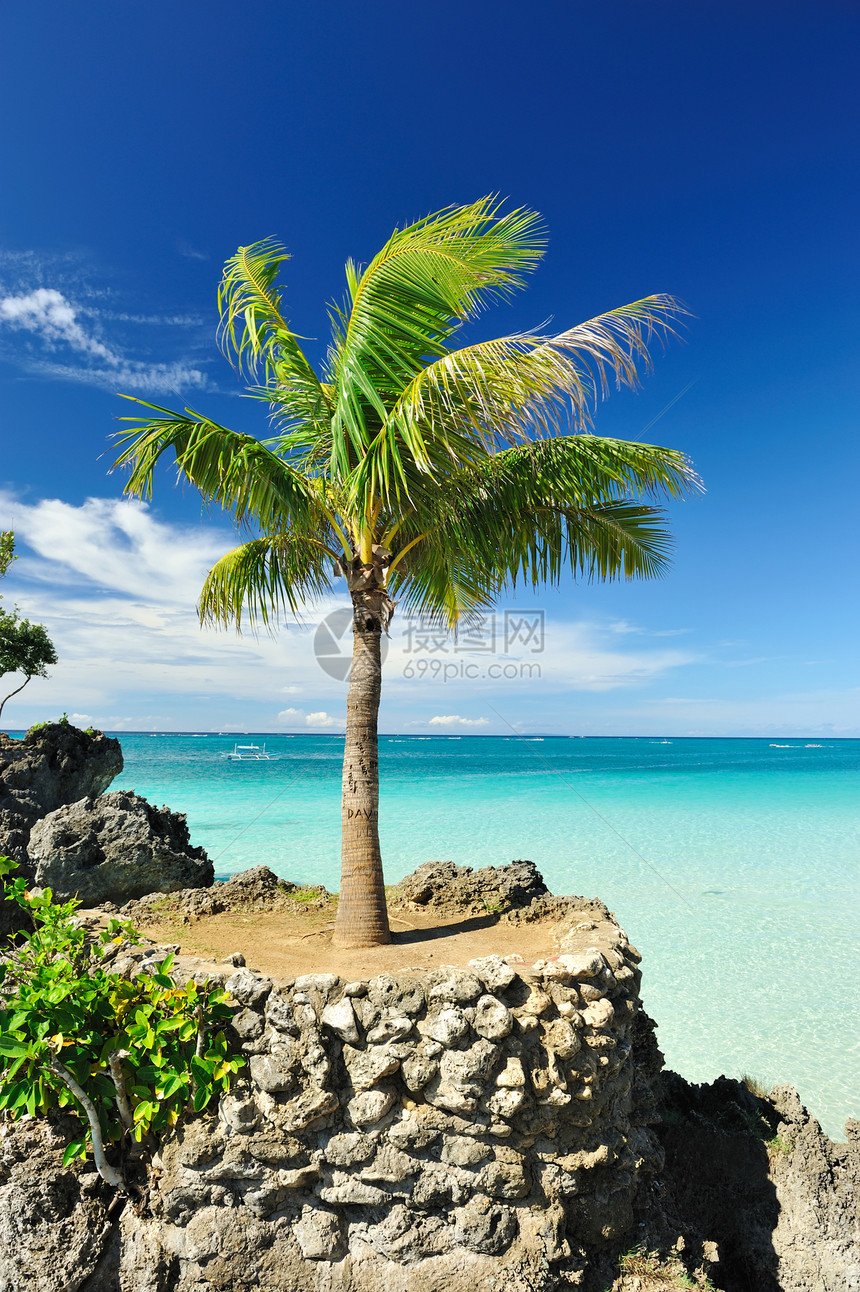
xmin=1 ymin=1 xmax=858 ymax=735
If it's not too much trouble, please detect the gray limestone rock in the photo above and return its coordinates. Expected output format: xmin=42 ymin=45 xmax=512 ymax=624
xmin=427 ymin=967 xmax=484 ymax=1004
xmin=342 ymin=1042 xmax=401 ymax=1091
xmin=453 ymin=1196 xmax=518 ymax=1254
xmin=0 ymin=724 xmax=122 ymax=836
xmin=467 ymin=954 xmax=517 ymax=991
xmin=249 ymin=1045 xmax=300 ymax=1093
xmin=473 ymin=994 xmax=514 ymax=1040
xmin=295 ymin=972 xmax=340 ymax=996
xmin=322 ymin=1131 xmax=375 ymax=1166
xmin=367 ymin=973 xmax=426 ymax=1016
xmin=320 ymin=995 xmax=361 ymax=1043
xmin=293 ymin=1204 xmax=346 ymax=1260
xmin=265 ymin=990 xmax=300 ymax=1035
xmin=347 ymin=1086 xmax=397 ymax=1129
xmin=388 ymin=858 xmax=548 ymax=917
xmin=366 ymin=1014 xmax=414 ymax=1044
xmin=440 ymin=1134 xmax=492 ymax=1167
xmin=422 ymin=1006 xmax=470 ymax=1048
xmin=27 ymin=788 xmax=213 ymax=904
xmin=226 ymin=968 xmax=272 ymax=1008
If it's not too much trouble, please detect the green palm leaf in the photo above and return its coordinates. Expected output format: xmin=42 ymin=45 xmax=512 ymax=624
xmin=326 ymin=197 xmax=546 ymax=478
xmin=199 ymin=534 xmax=336 ymax=629
xmin=217 ymin=239 xmax=331 ymax=432
xmin=113 ymin=398 xmax=321 ymax=533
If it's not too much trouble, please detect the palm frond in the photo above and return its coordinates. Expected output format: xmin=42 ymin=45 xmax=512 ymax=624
xmin=217 ymin=239 xmax=327 ymax=427
xmin=383 ymin=296 xmax=682 ymax=468
xmin=386 ymin=434 xmax=699 ymax=603
xmin=389 ymin=540 xmax=500 ymax=627
xmin=112 ymin=398 xmax=321 ymax=532
xmin=198 ymin=533 xmax=335 ymax=629
xmin=326 ymin=198 xmax=546 ymax=478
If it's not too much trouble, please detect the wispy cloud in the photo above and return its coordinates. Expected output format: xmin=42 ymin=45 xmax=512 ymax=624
xmin=0 ymin=288 xmax=114 ymax=361
xmin=0 ymin=492 xmax=719 ymax=732
xmin=177 ymin=240 xmax=208 ymax=261
xmin=94 ymin=310 xmax=205 ymax=328
xmin=0 ymin=492 xmax=349 ymax=727
xmin=428 ymin=714 xmax=489 ymax=728
xmin=35 ymin=358 xmax=208 ymax=393
xmin=0 ymin=260 xmax=210 ymax=393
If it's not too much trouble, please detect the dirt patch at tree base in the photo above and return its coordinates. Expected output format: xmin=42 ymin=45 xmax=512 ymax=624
xmin=118 ymin=902 xmax=621 ymax=982
xmin=85 ymin=860 xmax=624 ymax=982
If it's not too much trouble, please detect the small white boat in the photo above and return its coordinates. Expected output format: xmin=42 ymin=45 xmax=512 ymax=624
xmin=225 ymin=743 xmax=279 ymax=761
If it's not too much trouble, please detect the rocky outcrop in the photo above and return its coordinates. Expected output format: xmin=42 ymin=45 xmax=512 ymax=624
xmin=0 ymin=897 xmax=856 ymax=1292
xmin=389 ymin=859 xmax=611 ymax=925
xmin=0 ymin=1114 xmax=117 ymax=1292
xmin=389 ymin=858 xmax=550 ymax=914
xmin=0 ymin=911 xmax=660 ymax=1291
xmin=0 ymin=723 xmax=122 ymax=868
xmin=0 ymin=723 xmax=123 ymax=935
xmin=625 ymin=1072 xmax=860 ymax=1292
xmin=26 ymin=789 xmax=213 ymax=905
xmin=117 ymin=865 xmax=327 ymax=921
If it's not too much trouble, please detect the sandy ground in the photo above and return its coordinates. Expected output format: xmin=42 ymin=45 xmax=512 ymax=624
xmin=106 ymin=902 xmax=613 ymax=982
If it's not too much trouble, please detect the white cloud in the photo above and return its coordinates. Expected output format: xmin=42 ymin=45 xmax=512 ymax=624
xmin=383 ymin=617 xmax=696 ymax=694
xmin=0 ymin=280 xmax=208 ymax=393
xmin=35 ymin=358 xmax=207 ymax=393
xmin=278 ymin=707 xmax=342 ymax=729
xmin=306 ymin=711 xmax=340 ymax=728
xmin=0 ymin=287 xmax=113 ymax=361
xmin=428 ymin=715 xmax=490 ymax=728
xmin=4 ymin=495 xmax=229 ymax=605
xmin=95 ymin=311 xmax=204 ymax=327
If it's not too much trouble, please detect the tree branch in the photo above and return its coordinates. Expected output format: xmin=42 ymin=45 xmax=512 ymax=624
xmin=107 ymin=1050 xmax=134 ymax=1133
xmin=0 ymin=675 xmax=31 ymax=721
xmin=48 ymin=1058 xmax=125 ymax=1188
xmin=195 ymin=1002 xmax=207 ymax=1060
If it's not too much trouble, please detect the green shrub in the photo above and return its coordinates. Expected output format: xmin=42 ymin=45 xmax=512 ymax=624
xmin=0 ymin=857 xmax=243 ymax=1187
xmin=26 ymin=713 xmax=70 ymax=734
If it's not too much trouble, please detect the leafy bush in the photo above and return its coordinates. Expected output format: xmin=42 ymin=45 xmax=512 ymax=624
xmin=25 ymin=713 xmax=70 ymax=734
xmin=0 ymin=857 xmax=243 ymax=1186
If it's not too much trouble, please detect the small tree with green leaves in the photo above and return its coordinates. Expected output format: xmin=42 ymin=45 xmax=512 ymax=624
xmin=0 ymin=533 xmax=14 ymax=579
xmin=0 ymin=858 xmax=244 ymax=1188
xmin=0 ymin=532 xmax=58 ymax=720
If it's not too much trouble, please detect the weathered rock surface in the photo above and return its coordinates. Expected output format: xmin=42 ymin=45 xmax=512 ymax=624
xmin=0 ymin=1114 xmax=116 ymax=1292
xmin=0 ymin=907 xmax=663 ymax=1290
xmin=622 ymin=1071 xmax=860 ymax=1292
xmin=0 ymin=723 xmax=123 ymax=935
xmin=0 ymin=724 xmax=122 ymax=826
xmin=0 ymin=723 xmax=122 ymax=864
xmin=0 ymin=856 xmax=855 ymax=1291
xmin=389 ymin=858 xmax=612 ymax=925
xmin=118 ymin=865 xmax=323 ymax=921
xmin=27 ymin=789 xmax=213 ymax=904
xmin=389 ymin=858 xmax=548 ymax=915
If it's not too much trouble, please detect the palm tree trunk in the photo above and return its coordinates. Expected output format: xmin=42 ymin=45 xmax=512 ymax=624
xmin=332 ymin=606 xmax=391 ymax=948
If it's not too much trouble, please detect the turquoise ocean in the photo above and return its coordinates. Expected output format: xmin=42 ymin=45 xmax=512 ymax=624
xmin=101 ymin=734 xmax=858 ymax=1138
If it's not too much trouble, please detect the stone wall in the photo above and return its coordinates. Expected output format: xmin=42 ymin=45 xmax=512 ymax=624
xmin=104 ymin=910 xmax=659 ymax=1291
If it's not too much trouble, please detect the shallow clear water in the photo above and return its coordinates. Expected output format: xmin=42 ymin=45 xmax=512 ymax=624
xmin=108 ymin=733 xmax=860 ymax=1139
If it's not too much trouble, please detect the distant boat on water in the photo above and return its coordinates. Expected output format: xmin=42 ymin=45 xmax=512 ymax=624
xmin=225 ymin=743 xmax=279 ymax=761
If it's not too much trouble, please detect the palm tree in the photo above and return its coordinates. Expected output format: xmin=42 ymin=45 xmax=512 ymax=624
xmin=113 ymin=198 xmax=699 ymax=948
